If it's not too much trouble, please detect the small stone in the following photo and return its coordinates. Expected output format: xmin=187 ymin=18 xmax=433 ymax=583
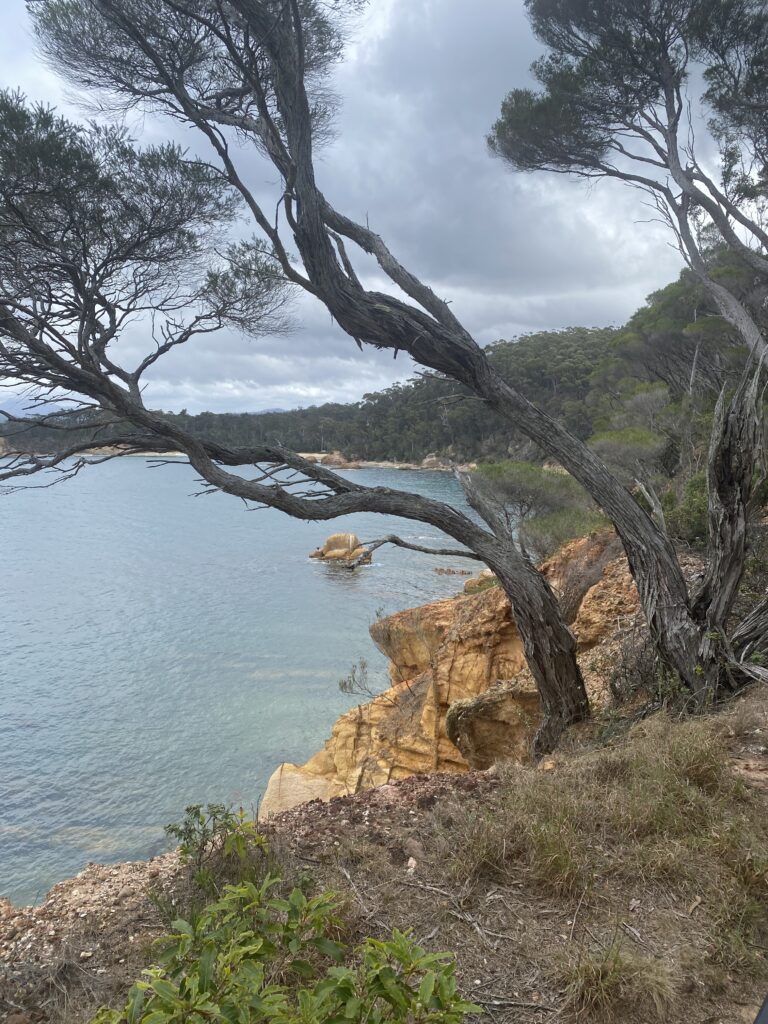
xmin=403 ymin=837 xmax=425 ymax=861
xmin=80 ymin=950 xmax=94 ymax=960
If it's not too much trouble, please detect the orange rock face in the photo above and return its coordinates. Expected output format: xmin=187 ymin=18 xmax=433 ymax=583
xmin=261 ymin=532 xmax=642 ymax=817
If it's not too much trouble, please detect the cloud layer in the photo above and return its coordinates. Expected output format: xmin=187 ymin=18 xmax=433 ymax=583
xmin=1 ymin=0 xmax=683 ymax=413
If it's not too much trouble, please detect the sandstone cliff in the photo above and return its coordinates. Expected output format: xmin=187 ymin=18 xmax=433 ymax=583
xmin=261 ymin=531 xmax=639 ymax=816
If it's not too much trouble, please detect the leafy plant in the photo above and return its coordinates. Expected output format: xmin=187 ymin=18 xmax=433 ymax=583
xmin=165 ymin=804 xmax=267 ymax=892
xmin=91 ymin=874 xmax=479 ymax=1024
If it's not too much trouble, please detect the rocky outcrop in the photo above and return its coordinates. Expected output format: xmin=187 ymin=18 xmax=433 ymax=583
xmin=463 ymin=568 xmax=497 ymax=593
xmin=262 ymin=531 xmax=639 ymax=817
xmin=445 ymin=681 xmax=540 ymax=769
xmin=309 ymin=532 xmax=371 ymax=564
xmin=318 ymin=450 xmax=348 ymax=466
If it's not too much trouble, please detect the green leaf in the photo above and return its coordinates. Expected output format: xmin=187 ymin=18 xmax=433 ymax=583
xmin=149 ymin=978 xmax=179 ymax=1005
xmin=309 ymin=936 xmax=345 ymax=962
xmin=344 ymin=996 xmax=363 ymax=1018
xmin=198 ymin=941 xmax=217 ymax=992
xmin=418 ymin=971 xmax=436 ymax=1006
xmin=125 ymin=984 xmax=146 ymax=1024
xmin=288 ymin=887 xmax=307 ymax=910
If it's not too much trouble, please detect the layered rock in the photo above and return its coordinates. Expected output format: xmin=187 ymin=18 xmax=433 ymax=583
xmin=309 ymin=532 xmax=371 ymax=564
xmin=261 ymin=531 xmax=639 ymax=817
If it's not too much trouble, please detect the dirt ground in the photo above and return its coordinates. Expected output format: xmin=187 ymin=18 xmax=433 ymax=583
xmin=2 ymin=689 xmax=767 ymax=1024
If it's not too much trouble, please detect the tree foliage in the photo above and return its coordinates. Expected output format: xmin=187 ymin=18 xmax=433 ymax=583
xmin=3 ymin=0 xmax=767 ymax=725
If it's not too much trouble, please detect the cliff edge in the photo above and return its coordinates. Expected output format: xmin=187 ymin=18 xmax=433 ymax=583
xmin=261 ymin=531 xmax=637 ymax=816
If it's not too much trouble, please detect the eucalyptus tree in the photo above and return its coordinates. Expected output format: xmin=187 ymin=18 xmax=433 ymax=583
xmin=15 ymin=0 xmax=768 ymax=709
xmin=489 ymin=0 xmax=768 ymax=685
xmin=0 ymin=90 xmax=588 ymax=755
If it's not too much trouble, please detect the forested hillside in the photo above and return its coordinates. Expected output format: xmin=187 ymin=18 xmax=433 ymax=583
xmin=1 ymin=258 xmax=750 ymax=468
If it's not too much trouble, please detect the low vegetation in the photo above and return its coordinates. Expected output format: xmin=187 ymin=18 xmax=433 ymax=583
xmin=422 ymin=708 xmax=768 ymax=1019
xmin=90 ymin=804 xmax=479 ymax=1024
xmin=57 ymin=690 xmax=766 ymax=1024
xmin=95 ymin=878 xmax=477 ymax=1024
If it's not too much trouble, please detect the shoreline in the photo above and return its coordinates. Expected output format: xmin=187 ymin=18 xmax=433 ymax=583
xmin=2 ymin=449 xmax=472 ymax=472
xmin=1 ymin=454 xmax=473 ymax=909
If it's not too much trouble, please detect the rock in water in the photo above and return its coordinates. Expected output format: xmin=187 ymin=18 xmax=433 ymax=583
xmin=263 ymin=531 xmax=639 ymax=817
xmin=309 ymin=532 xmax=370 ymax=563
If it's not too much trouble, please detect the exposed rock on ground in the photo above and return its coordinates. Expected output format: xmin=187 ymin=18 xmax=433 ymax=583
xmin=0 ymin=853 xmax=180 ymax=1022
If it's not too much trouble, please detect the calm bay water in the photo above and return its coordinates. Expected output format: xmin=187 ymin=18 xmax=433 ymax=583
xmin=1 ymin=460 xmax=472 ymax=905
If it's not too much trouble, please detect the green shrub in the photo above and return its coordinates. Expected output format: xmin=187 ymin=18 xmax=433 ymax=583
xmin=519 ymin=507 xmax=609 ymax=559
xmin=165 ymin=803 xmax=268 ymax=893
xmin=663 ymin=472 xmax=708 ymax=545
xmin=92 ymin=874 xmax=479 ymax=1024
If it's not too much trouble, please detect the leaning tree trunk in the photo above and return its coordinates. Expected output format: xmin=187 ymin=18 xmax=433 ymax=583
xmin=213 ymin=4 xmax=765 ymax=708
xmin=456 ymin=475 xmax=591 ymax=754
xmin=492 ymin=559 xmax=590 ymax=756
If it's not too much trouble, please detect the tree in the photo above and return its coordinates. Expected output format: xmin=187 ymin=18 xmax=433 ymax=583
xmin=0 ymin=89 xmax=588 ymax=755
xmin=489 ymin=0 xmax=768 ymax=690
xmin=471 ymin=460 xmax=602 ymax=561
xmin=9 ymin=0 xmax=768 ymax=712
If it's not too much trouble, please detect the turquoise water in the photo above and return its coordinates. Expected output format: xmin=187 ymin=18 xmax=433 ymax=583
xmin=1 ymin=460 xmax=473 ymax=905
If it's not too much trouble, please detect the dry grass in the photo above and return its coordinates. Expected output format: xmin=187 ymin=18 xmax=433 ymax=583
xmin=423 ymin=708 xmax=768 ymax=1016
xmin=559 ymin=938 xmax=675 ymax=1020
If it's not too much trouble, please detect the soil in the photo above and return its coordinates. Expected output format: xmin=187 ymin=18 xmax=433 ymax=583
xmin=2 ymin=692 xmax=767 ymax=1024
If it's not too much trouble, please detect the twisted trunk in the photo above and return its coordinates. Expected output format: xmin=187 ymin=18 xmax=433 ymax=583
xmin=492 ymin=561 xmax=589 ymax=755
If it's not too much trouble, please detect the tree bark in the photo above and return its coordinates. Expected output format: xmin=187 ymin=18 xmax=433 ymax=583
xmin=493 ymin=561 xmax=590 ymax=756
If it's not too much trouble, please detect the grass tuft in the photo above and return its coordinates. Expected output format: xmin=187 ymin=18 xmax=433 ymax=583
xmin=427 ymin=710 xmax=768 ymax=979
xmin=559 ymin=939 xmax=675 ymax=1020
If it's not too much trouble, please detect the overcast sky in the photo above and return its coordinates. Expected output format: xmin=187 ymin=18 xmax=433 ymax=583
xmin=1 ymin=0 xmax=684 ymax=414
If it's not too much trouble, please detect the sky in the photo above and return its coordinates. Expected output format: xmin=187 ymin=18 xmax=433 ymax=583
xmin=0 ymin=0 xmax=685 ymax=414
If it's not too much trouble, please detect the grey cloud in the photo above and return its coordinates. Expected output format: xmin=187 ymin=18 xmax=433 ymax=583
xmin=1 ymin=0 xmax=684 ymax=414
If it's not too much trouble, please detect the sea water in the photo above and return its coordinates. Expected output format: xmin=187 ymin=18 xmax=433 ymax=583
xmin=0 ymin=459 xmax=473 ymax=904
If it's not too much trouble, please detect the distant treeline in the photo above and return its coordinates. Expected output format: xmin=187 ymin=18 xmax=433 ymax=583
xmin=0 ymin=259 xmax=750 ymax=464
